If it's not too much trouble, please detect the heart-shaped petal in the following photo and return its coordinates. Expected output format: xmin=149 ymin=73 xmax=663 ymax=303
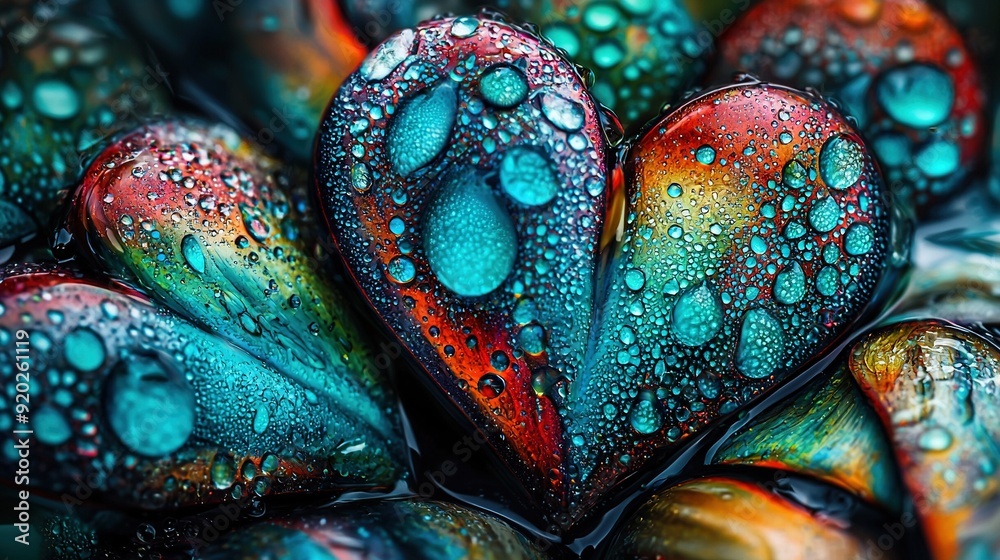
xmin=317 ymin=15 xmax=901 ymax=528
xmin=0 ymin=265 xmax=404 ymax=510
xmin=849 ymin=321 xmax=1000 ymax=559
xmin=0 ymin=6 xmax=172 ymax=250
xmin=67 ymin=119 xmax=397 ymax=439
xmin=711 ymin=0 xmax=985 ymax=211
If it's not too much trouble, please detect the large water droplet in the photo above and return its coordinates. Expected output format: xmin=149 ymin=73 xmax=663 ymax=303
xmin=500 ymin=147 xmax=559 ymax=206
xmin=671 ymin=284 xmax=722 ymax=347
xmin=181 ymin=234 xmax=205 ymax=273
xmin=913 ymin=138 xmax=960 ymax=178
xmin=736 ymin=309 xmax=785 ymax=379
xmin=540 ymin=92 xmax=585 ymax=131
xmin=629 ymin=391 xmax=662 ymax=435
xmin=360 ymin=28 xmax=415 ymax=82
xmin=479 ymin=65 xmax=528 ymax=109
xmin=875 ymin=63 xmax=954 ymax=128
xmin=389 ymin=81 xmax=457 ymax=177
xmin=477 ymin=373 xmax=506 ymax=398
xmin=387 ymin=256 xmax=416 ymax=284
xmin=104 ymin=355 xmax=195 ymax=457
xmin=32 ymin=79 xmax=80 ymax=120
xmin=809 ymin=196 xmax=842 ymax=232
xmin=844 ymin=223 xmax=875 ymax=256
xmin=423 ymin=170 xmax=517 ymax=297
xmin=819 ymin=134 xmax=864 ymax=190
xmin=35 ymin=405 xmax=71 ymax=446
xmin=773 ymin=261 xmax=806 ymax=305
xmin=64 ymin=327 xmax=105 ymax=373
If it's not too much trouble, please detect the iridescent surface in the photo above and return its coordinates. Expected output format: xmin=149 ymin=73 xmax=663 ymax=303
xmin=0 ymin=266 xmax=404 ymax=510
xmin=68 ymin=119 xmax=398 ymax=440
xmin=850 ymin=321 xmax=1000 ymax=559
xmin=606 ymin=477 xmax=886 ymax=559
xmin=714 ymin=366 xmax=902 ymax=510
xmin=711 ymin=0 xmax=986 ymax=211
xmin=111 ymin=0 xmax=366 ymax=161
xmin=492 ymin=0 xmax=706 ymax=128
xmin=199 ymin=500 xmax=547 ymax=559
xmin=0 ymin=4 xmax=171 ymax=249
xmin=317 ymin=13 xmax=900 ymax=528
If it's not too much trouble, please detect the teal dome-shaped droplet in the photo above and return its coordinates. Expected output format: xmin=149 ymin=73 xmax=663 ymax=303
xmin=386 ymin=255 xmax=416 ymax=284
xmin=816 ymin=265 xmax=839 ymax=296
xmin=913 ymin=138 xmax=960 ymax=178
xmin=181 ymin=234 xmax=205 ymax=273
xmin=671 ymin=284 xmax=722 ymax=347
xmin=628 ymin=392 xmax=662 ymax=435
xmin=104 ymin=355 xmax=195 ymax=457
xmin=696 ymin=145 xmax=716 ymax=165
xmin=819 ymin=134 xmax=864 ymax=190
xmin=424 ymin=170 xmax=517 ymax=297
xmin=782 ymin=159 xmax=808 ymax=189
xmin=773 ymin=261 xmax=806 ymax=305
xmin=736 ymin=309 xmax=785 ymax=379
xmin=500 ymin=147 xmax=559 ymax=206
xmin=389 ymin=81 xmax=457 ymax=176
xmin=542 ymin=23 xmax=580 ymax=58
xmin=479 ymin=65 xmax=528 ymax=109
xmin=876 ymin=63 xmax=954 ymax=128
xmin=35 ymin=405 xmax=71 ymax=446
xmin=64 ymin=327 xmax=105 ymax=373
xmin=844 ymin=223 xmax=875 ymax=256
xmin=809 ymin=196 xmax=842 ymax=232
xmin=33 ymin=78 xmax=80 ymax=120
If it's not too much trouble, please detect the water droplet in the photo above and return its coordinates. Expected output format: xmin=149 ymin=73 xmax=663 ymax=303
xmin=105 ymin=355 xmax=195 ymax=457
xmin=816 ymin=266 xmax=839 ymax=296
xmin=500 ymin=147 xmax=559 ymax=206
xmin=211 ymin=455 xmax=236 ymax=489
xmin=671 ymin=284 xmax=722 ymax=347
xmin=844 ymin=223 xmax=875 ymax=256
xmin=479 ymin=65 xmax=529 ymax=108
xmin=518 ymin=323 xmax=546 ymax=355
xmin=625 ymin=269 xmax=646 ymax=291
xmin=351 ymin=163 xmax=372 ymax=192
xmin=253 ymin=404 xmax=269 ymax=434
xmin=64 ymin=328 xmax=105 ymax=372
xmin=696 ymin=145 xmax=716 ymax=165
xmin=913 ymin=138 xmax=960 ymax=178
xmin=918 ymin=426 xmax=953 ymax=451
xmin=773 ymin=262 xmax=806 ymax=304
xmin=450 ymin=16 xmax=480 ymax=38
xmin=875 ymin=63 xmax=954 ymax=128
xmin=782 ymin=160 xmax=808 ymax=189
xmin=424 ymin=170 xmax=516 ymax=297
xmin=387 ymin=256 xmax=416 ymax=284
xmin=490 ymin=351 xmax=510 ymax=372
xmin=478 ymin=373 xmax=505 ymax=398
xmin=360 ymin=28 xmax=415 ymax=82
xmin=809 ymin=196 xmax=842 ymax=232
xmin=583 ymin=3 xmax=621 ymax=32
xmin=181 ymin=235 xmax=205 ymax=273
xmin=540 ymin=92 xmax=585 ymax=132
xmin=389 ymin=81 xmax=457 ymax=176
xmin=667 ymin=183 xmax=683 ymax=198
xmin=32 ymin=79 xmax=80 ymax=120
xmin=819 ymin=134 xmax=864 ymax=190
xmin=35 ymin=405 xmax=71 ymax=445
xmin=736 ymin=309 xmax=785 ymax=379
xmin=629 ymin=392 xmax=662 ymax=435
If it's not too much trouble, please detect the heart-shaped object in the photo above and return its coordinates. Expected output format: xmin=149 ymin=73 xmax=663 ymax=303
xmin=316 ymin=15 xmax=902 ymax=529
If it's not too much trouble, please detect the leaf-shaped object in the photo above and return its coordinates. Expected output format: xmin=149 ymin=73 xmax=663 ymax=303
xmin=0 ymin=265 xmax=404 ymax=510
xmin=68 ymin=119 xmax=395 ymax=438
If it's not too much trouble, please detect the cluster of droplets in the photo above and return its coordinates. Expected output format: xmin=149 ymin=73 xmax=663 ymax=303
xmin=713 ymin=0 xmax=984 ymax=208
